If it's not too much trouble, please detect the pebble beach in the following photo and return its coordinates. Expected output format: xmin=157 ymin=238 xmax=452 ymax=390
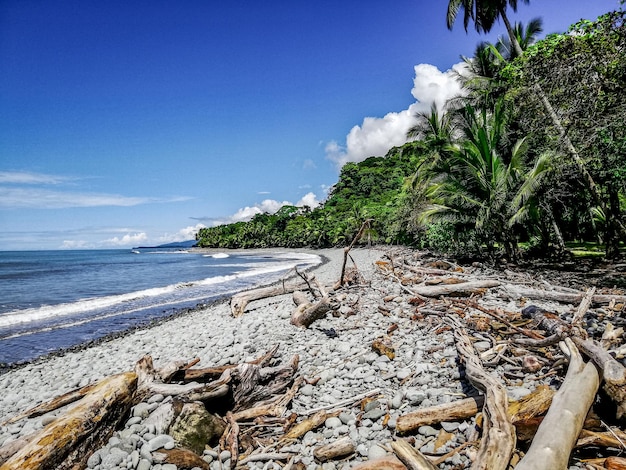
xmin=0 ymin=247 xmax=574 ymax=469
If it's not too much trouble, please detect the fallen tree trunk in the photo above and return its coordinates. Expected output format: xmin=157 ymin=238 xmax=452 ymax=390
xmin=501 ymin=285 xmax=626 ymax=305
xmin=454 ymin=324 xmax=516 ymax=470
xmin=411 ymin=280 xmax=501 ymax=298
xmin=230 ymin=282 xmax=309 ymax=317
xmin=515 ymin=338 xmax=601 ymax=470
xmin=0 ymin=371 xmax=137 ymax=470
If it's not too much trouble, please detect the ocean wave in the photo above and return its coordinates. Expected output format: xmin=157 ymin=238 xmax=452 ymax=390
xmin=0 ymin=253 xmax=321 ymax=329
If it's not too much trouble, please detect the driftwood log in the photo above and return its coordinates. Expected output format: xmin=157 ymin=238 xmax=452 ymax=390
xmin=391 ymin=439 xmax=438 ymax=470
xmin=0 ymin=372 xmax=137 ymax=470
xmin=453 ymin=323 xmax=516 ymax=470
xmin=515 ymin=338 xmax=601 ymax=470
xmin=230 ymin=282 xmax=310 ymax=317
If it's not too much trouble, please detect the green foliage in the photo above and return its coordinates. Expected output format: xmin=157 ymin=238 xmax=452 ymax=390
xmin=196 ymin=142 xmax=428 ymax=249
xmin=197 ymin=7 xmax=625 ymax=261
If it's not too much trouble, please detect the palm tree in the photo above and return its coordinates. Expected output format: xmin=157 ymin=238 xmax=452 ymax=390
xmin=445 ymin=0 xmax=608 ymax=225
xmin=420 ymin=100 xmax=550 ymax=260
xmin=406 ymin=103 xmax=454 ymax=149
xmin=497 ymin=17 xmax=543 ymax=60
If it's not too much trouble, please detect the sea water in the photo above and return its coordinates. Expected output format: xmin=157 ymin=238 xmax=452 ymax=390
xmin=0 ymin=248 xmax=320 ymax=365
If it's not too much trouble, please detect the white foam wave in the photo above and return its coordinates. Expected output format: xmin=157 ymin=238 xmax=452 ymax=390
xmin=0 ymin=252 xmax=321 ymax=329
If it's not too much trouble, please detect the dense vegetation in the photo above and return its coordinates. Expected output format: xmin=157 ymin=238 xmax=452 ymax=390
xmin=197 ymin=6 xmax=625 ymax=261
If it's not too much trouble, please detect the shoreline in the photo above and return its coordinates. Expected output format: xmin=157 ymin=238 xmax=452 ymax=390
xmin=0 ymin=247 xmax=383 ymax=419
xmin=0 ymin=248 xmax=332 ymax=373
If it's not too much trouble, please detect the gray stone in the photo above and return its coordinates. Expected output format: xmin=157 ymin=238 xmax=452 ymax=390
xmin=86 ymin=450 xmax=102 ymax=468
xmin=367 ymin=443 xmax=388 ymax=460
xmin=362 ymin=408 xmax=386 ymax=421
xmin=418 ymin=425 xmax=438 ymax=437
xmin=325 ymin=417 xmax=342 ymax=429
xmin=133 ymin=403 xmax=152 ymax=419
xmin=137 ymin=459 xmax=152 ymax=470
xmin=148 ymin=434 xmax=175 ymax=451
xmin=441 ymin=421 xmax=460 ymax=432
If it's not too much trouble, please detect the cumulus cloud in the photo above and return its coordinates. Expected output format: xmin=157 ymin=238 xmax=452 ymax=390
xmin=204 ymin=193 xmax=322 ymax=227
xmin=157 ymin=223 xmax=206 ymax=244
xmin=326 ymin=62 xmax=467 ymax=168
xmin=297 ymin=192 xmax=320 ymax=209
xmin=103 ymin=232 xmax=149 ymax=246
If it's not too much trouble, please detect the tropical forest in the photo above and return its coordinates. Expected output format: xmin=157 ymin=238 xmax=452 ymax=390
xmin=197 ymin=4 xmax=626 ymax=262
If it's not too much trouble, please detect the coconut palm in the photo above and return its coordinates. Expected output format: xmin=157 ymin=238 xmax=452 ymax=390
xmin=446 ymin=0 xmax=608 ymax=224
xmin=497 ymin=17 xmax=543 ymax=60
xmin=419 ymin=99 xmax=550 ymax=260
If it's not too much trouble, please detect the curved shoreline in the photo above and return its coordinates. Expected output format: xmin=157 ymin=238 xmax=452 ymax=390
xmin=0 ymin=249 xmax=332 ymax=373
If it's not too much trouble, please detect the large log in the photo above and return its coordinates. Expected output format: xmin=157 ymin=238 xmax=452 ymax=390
xmin=396 ymin=385 xmax=553 ymax=436
xmin=411 ymin=280 xmax=501 ymax=297
xmin=454 ymin=325 xmax=516 ymax=470
xmin=0 ymin=371 xmax=137 ymax=470
xmin=501 ymin=285 xmax=626 ymax=305
xmin=515 ymin=338 xmax=601 ymax=470
xmin=230 ymin=282 xmax=309 ymax=317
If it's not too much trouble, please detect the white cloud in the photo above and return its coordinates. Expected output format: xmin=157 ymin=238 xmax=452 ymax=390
xmin=0 ymin=187 xmax=190 ymax=209
xmin=326 ymin=62 xmax=467 ymax=168
xmin=209 ymin=194 xmax=322 ymax=227
xmin=297 ymin=192 xmax=320 ymax=209
xmin=0 ymin=171 xmax=73 ymax=185
xmin=103 ymin=232 xmax=149 ymax=247
xmin=157 ymin=223 xmax=206 ymax=244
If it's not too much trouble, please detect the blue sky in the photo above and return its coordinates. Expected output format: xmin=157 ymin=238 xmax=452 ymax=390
xmin=0 ymin=0 xmax=620 ymax=250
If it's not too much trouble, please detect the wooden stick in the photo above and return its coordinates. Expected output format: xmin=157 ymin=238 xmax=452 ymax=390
xmin=391 ymin=439 xmax=438 ymax=470
xmin=313 ymin=436 xmax=356 ymax=462
xmin=516 ymin=338 xmax=601 ymax=470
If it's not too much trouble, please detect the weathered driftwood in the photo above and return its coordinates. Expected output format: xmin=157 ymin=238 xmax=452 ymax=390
xmin=454 ymin=324 xmax=516 ymax=470
xmin=351 ymin=456 xmax=408 ymax=470
xmin=155 ymin=448 xmax=211 ymax=470
xmin=397 ymin=396 xmax=485 ymax=434
xmin=577 ymin=428 xmax=626 ymax=449
xmin=391 ymin=439 xmax=438 ymax=470
xmin=1 ymin=381 xmax=99 ymax=426
xmin=515 ymin=338 xmax=601 ymax=470
xmin=0 ymin=371 xmax=137 ymax=470
xmin=411 ymin=280 xmax=501 ymax=297
xmin=135 ymin=355 xmax=231 ymax=402
xmin=523 ymin=306 xmax=626 ymax=419
xmin=572 ymin=336 xmax=626 ymax=419
xmin=313 ymin=436 xmax=356 ymax=462
xmin=397 ymin=385 xmax=554 ymax=436
xmin=232 ymin=376 xmax=302 ymax=421
xmin=290 ymin=297 xmax=332 ymax=328
xmin=604 ymin=456 xmax=626 ymax=469
xmin=0 ymin=432 xmax=37 ymax=466
xmin=230 ymin=282 xmax=309 ymax=317
xmin=501 ymin=285 xmax=626 ymax=305
xmin=279 ymin=410 xmax=336 ymax=445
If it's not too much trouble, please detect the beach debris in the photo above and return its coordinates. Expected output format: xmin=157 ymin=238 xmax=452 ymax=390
xmin=0 ymin=372 xmax=137 ymax=470
xmin=5 ymin=246 xmax=626 ymax=469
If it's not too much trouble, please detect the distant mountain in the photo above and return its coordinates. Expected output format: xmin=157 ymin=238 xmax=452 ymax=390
xmin=134 ymin=240 xmax=197 ymax=249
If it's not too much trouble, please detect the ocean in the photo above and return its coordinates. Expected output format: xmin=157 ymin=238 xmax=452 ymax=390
xmin=0 ymin=248 xmax=321 ymax=366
